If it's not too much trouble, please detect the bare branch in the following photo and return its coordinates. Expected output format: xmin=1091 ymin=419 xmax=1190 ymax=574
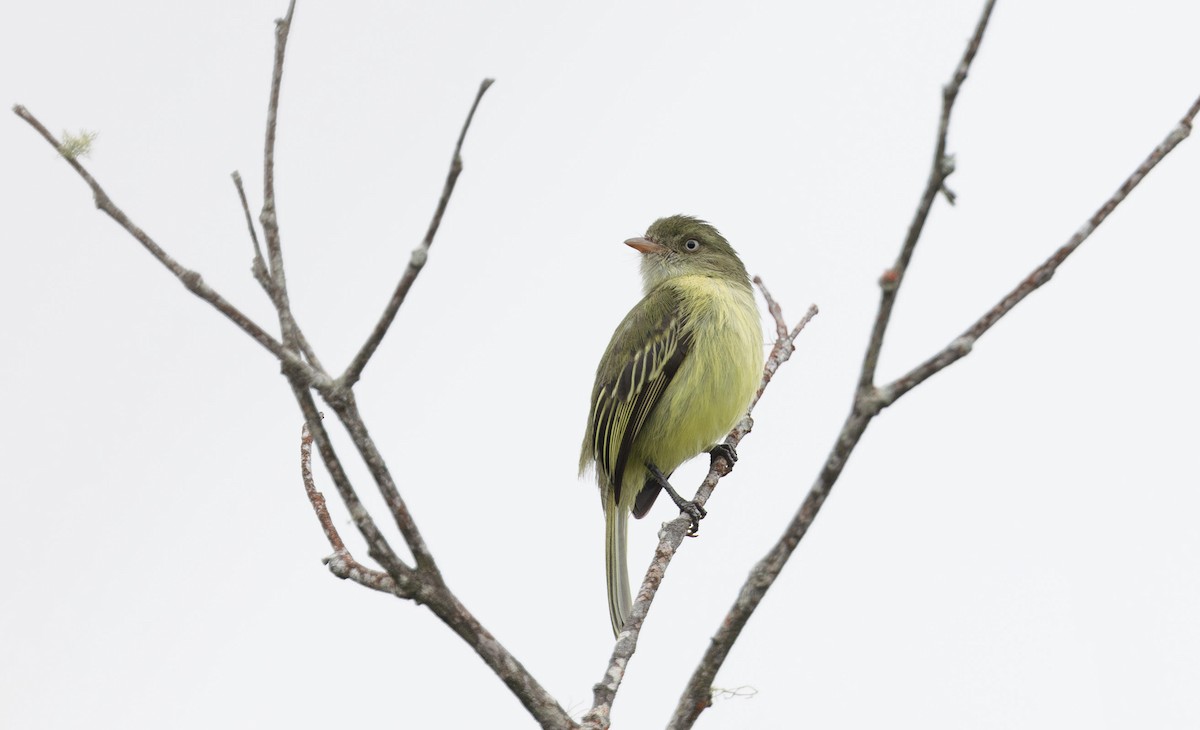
xmin=301 ymin=419 xmax=400 ymax=595
xmin=10 ymin=104 xmax=330 ymax=391
xmin=668 ymin=8 xmax=1200 ymax=728
xmin=752 ymin=280 xmax=818 ymax=413
xmin=251 ymin=1 xmax=330 ymax=379
xmin=325 ymin=393 xmax=445 ymax=581
xmin=301 ymin=417 xmax=343 ymax=553
xmin=256 ymin=1 xmax=328 ymax=369
xmin=857 ymin=0 xmax=995 ymax=391
xmin=313 ymin=399 xmax=575 ymax=729
xmin=665 ymin=406 xmax=870 ymax=730
xmin=260 ymin=0 xmax=295 ymax=288
xmin=251 ymin=73 xmax=573 ymax=730
xmin=231 ymin=171 xmax=272 ymax=293
xmin=233 ymin=169 xmax=327 ymax=372
xmin=583 ymin=281 xmax=818 ymax=729
xmin=19 ymin=8 xmax=568 ymax=727
xmin=880 ymin=91 xmax=1200 ymax=407
xmin=340 ymin=78 xmax=495 ymax=389
xmin=291 ymin=383 xmax=416 ymax=592
xmin=423 ymin=587 xmax=578 ymax=730
xmin=300 ymin=393 xmax=574 ymax=727
xmin=755 ymin=275 xmax=789 ymax=341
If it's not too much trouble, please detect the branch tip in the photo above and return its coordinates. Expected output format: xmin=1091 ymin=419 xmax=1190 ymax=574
xmin=340 ymin=80 xmax=494 ymax=386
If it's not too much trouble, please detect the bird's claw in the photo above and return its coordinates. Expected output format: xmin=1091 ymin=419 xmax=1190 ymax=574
xmin=708 ymin=443 xmax=738 ymax=469
xmin=681 ymin=500 xmax=707 ymax=537
xmin=647 ymin=460 xmax=709 ymax=536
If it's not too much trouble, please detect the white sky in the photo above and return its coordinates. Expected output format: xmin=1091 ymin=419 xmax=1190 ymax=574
xmin=3 ymin=2 xmax=1198 ymax=728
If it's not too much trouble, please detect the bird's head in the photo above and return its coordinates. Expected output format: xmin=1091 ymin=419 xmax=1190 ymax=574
xmin=625 ymin=215 xmax=751 ymax=293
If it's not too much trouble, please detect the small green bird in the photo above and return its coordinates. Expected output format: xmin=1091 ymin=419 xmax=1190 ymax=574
xmin=580 ymin=215 xmax=763 ymax=636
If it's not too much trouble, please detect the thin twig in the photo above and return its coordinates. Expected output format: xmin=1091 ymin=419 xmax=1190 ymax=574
xmin=755 ymin=276 xmax=790 ymax=341
xmin=261 ymin=0 xmax=294 ymax=287
xmin=10 ymin=104 xmax=330 ymax=391
xmin=292 ymin=383 xmax=416 ymax=594
xmin=339 ymin=78 xmax=495 ymax=389
xmin=423 ymin=586 xmax=578 ymax=729
xmin=301 ymin=418 xmax=345 ymax=552
xmin=880 ymin=91 xmax=1200 ymax=407
xmin=582 ymin=281 xmax=818 ymax=730
xmin=232 ymin=169 xmax=326 ymax=372
xmin=857 ymin=0 xmax=995 ymax=391
xmin=301 ymin=419 xmax=399 ymax=595
xmin=326 ymin=392 xmax=444 ymax=581
xmin=752 ymin=281 xmax=819 ymax=412
xmin=256 ymin=0 xmax=324 ymax=374
xmin=232 ymin=171 xmax=271 ymax=290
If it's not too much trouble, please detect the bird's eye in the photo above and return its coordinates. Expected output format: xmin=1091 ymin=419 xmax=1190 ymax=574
xmin=684 ymin=239 xmax=700 ymax=251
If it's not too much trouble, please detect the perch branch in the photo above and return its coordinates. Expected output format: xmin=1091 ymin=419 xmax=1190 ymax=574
xmin=582 ymin=283 xmax=818 ymax=729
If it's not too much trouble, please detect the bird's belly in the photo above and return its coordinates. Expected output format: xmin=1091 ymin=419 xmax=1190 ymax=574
xmin=635 ymin=285 xmax=763 ymax=475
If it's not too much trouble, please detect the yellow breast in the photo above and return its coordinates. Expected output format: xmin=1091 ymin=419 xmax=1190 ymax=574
xmin=634 ymin=275 xmax=763 ymax=476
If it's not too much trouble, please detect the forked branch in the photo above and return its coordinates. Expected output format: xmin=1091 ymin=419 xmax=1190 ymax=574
xmin=666 ymin=0 xmax=1200 ymax=725
xmin=14 ymin=5 xmax=566 ymax=727
xmin=11 ymin=103 xmax=329 ymax=392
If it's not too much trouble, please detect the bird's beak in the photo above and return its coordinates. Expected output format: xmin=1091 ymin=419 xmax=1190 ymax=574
xmin=625 ymin=237 xmax=667 ymax=255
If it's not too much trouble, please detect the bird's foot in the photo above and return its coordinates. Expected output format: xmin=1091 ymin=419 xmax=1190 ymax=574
xmin=647 ymin=462 xmax=706 ymax=537
xmin=708 ymin=443 xmax=738 ymax=471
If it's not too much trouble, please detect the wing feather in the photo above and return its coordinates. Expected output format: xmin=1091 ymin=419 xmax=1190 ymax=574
xmin=587 ymin=295 xmax=692 ymax=504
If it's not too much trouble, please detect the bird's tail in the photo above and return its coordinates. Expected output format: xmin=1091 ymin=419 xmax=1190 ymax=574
xmin=605 ymin=503 xmax=631 ymax=637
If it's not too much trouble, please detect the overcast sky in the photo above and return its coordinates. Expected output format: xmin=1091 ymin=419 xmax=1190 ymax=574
xmin=3 ymin=2 xmax=1198 ymax=728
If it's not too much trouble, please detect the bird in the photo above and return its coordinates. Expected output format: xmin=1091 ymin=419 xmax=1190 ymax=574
xmin=580 ymin=215 xmax=763 ymax=636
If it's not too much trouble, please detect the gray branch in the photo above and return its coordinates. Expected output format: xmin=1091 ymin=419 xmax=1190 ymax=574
xmin=665 ymin=0 xmax=1200 ymax=726
xmin=13 ymin=4 xmax=569 ymax=728
xmin=340 ymin=78 xmax=495 ymax=390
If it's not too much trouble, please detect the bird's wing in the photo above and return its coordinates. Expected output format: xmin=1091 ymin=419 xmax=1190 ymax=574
xmin=588 ymin=288 xmax=691 ymax=505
